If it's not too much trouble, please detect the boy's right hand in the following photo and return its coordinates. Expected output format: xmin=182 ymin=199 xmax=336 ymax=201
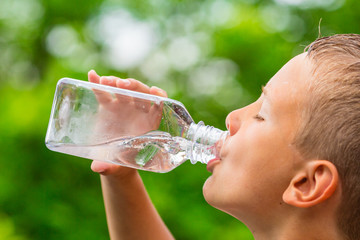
xmin=87 ymin=70 xmax=168 ymax=178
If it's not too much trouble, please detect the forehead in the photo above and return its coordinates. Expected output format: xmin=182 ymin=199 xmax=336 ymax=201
xmin=266 ymin=53 xmax=311 ymax=102
xmin=264 ymin=53 xmax=312 ymax=137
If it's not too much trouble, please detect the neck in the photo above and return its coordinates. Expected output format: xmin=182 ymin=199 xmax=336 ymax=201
xmin=252 ymin=215 xmax=343 ymax=240
xmin=244 ymin=205 xmax=344 ymax=240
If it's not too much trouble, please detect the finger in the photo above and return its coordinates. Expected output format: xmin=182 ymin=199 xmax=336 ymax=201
xmin=121 ymin=78 xmax=151 ymax=94
xmin=92 ymin=76 xmax=116 ymax=105
xmin=112 ymin=78 xmax=133 ymax=105
xmin=135 ymin=86 xmax=167 ymax=113
xmin=127 ymin=79 xmax=153 ymax=110
xmin=148 ymin=86 xmax=167 ymax=128
xmin=149 ymin=103 xmax=163 ymax=129
xmin=100 ymin=76 xmax=117 ymax=87
xmin=116 ymin=78 xmax=152 ymax=111
xmin=88 ymin=72 xmax=114 ymax=105
xmin=91 ymin=160 xmax=111 ymax=174
xmin=149 ymin=86 xmax=168 ymax=98
xmin=91 ymin=160 xmax=136 ymax=176
xmin=88 ymin=70 xmax=100 ymax=84
xmin=115 ymin=78 xmax=131 ymax=88
xmin=91 ymin=160 xmax=120 ymax=175
xmin=134 ymin=98 xmax=151 ymax=113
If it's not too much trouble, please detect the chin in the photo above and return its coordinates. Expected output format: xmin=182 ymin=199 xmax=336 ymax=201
xmin=202 ymin=176 xmax=215 ymax=204
xmin=202 ymin=176 xmax=226 ymax=209
xmin=202 ymin=178 xmax=246 ymax=219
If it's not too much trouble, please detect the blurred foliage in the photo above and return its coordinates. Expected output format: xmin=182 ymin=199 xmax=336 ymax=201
xmin=0 ymin=0 xmax=359 ymax=239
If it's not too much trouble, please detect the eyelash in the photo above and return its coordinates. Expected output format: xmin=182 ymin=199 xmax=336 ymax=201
xmin=254 ymin=114 xmax=265 ymax=121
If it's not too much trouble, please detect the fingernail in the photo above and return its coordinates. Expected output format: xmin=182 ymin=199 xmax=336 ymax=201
xmin=152 ymin=86 xmax=166 ymax=96
xmin=89 ymin=69 xmax=99 ymax=76
xmin=120 ymin=78 xmax=131 ymax=86
xmin=152 ymin=86 xmax=161 ymax=92
xmin=91 ymin=161 xmax=107 ymax=174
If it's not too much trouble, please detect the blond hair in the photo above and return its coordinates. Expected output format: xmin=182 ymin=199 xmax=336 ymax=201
xmin=294 ymin=34 xmax=360 ymax=239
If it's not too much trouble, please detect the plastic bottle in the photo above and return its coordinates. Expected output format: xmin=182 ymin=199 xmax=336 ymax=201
xmin=45 ymin=78 xmax=228 ymax=173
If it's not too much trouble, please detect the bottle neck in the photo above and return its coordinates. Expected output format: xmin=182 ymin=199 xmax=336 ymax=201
xmin=185 ymin=121 xmax=229 ymax=164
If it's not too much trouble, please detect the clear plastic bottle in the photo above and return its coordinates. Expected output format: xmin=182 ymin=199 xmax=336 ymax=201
xmin=45 ymin=78 xmax=228 ymax=173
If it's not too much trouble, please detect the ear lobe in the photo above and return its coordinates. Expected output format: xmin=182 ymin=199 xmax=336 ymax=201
xmin=283 ymin=160 xmax=339 ymax=208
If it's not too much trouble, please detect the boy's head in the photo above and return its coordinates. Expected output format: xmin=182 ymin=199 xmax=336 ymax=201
xmin=294 ymin=34 xmax=360 ymax=239
xmin=203 ymin=34 xmax=360 ymax=239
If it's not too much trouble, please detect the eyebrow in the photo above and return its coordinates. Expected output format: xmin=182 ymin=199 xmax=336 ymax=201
xmin=261 ymin=85 xmax=267 ymax=96
xmin=261 ymin=85 xmax=271 ymax=104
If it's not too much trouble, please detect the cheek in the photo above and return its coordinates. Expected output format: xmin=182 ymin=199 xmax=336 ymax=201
xmin=224 ymin=125 xmax=269 ymax=167
xmin=203 ymin=124 xmax=295 ymax=210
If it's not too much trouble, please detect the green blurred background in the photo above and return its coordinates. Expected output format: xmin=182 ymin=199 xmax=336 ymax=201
xmin=0 ymin=0 xmax=359 ymax=239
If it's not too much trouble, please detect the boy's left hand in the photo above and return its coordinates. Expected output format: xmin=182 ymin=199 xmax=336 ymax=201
xmin=87 ymin=70 xmax=168 ymax=177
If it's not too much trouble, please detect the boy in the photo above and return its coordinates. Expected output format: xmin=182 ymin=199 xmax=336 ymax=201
xmin=88 ymin=34 xmax=360 ymax=240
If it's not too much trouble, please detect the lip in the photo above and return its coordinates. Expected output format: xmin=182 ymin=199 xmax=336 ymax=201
xmin=206 ymin=158 xmax=221 ymax=173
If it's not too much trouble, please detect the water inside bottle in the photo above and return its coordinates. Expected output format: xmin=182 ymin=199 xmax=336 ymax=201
xmin=47 ymin=131 xmax=190 ymax=173
xmin=45 ymin=79 xmax=225 ymax=172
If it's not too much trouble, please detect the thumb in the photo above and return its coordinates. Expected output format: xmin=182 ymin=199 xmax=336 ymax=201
xmin=91 ymin=160 xmax=114 ymax=175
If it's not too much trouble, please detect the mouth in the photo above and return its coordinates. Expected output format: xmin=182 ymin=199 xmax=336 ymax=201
xmin=206 ymin=158 xmax=221 ymax=173
xmin=206 ymin=134 xmax=228 ymax=173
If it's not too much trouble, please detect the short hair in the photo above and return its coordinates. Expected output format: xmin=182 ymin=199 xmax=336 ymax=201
xmin=294 ymin=34 xmax=360 ymax=240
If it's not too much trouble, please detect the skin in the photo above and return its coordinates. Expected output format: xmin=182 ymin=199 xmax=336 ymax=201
xmin=203 ymin=53 xmax=310 ymax=220
xmin=89 ymin=53 xmax=344 ymax=240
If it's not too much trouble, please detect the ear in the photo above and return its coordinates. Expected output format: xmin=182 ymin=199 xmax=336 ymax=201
xmin=283 ymin=160 xmax=339 ymax=208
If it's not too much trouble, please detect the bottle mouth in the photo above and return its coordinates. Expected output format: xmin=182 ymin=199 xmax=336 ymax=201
xmin=214 ymin=131 xmax=229 ymax=159
xmin=186 ymin=122 xmax=229 ymax=164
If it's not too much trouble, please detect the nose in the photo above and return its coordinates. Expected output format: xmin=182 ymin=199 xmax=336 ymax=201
xmin=225 ymin=109 xmax=242 ymax=136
